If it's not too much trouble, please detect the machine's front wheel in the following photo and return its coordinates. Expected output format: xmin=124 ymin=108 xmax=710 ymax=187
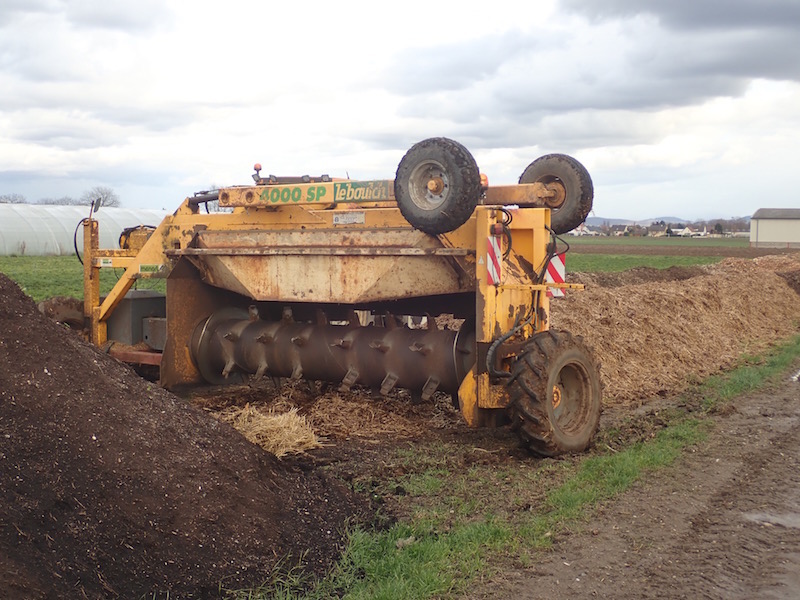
xmin=394 ymin=137 xmax=481 ymax=234
xmin=507 ymin=330 xmax=602 ymax=457
xmin=518 ymin=154 xmax=593 ymax=234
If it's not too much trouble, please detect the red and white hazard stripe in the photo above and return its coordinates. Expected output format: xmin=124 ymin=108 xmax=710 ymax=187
xmin=487 ymin=236 xmax=502 ymax=285
xmin=545 ymin=253 xmax=566 ymax=298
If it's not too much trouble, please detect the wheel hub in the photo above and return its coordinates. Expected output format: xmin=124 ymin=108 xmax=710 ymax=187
xmin=552 ymin=385 xmax=562 ymax=409
xmin=543 ymin=181 xmax=567 ymax=209
xmin=426 ymin=177 xmax=445 ymax=195
xmin=408 ymin=159 xmax=449 ymax=210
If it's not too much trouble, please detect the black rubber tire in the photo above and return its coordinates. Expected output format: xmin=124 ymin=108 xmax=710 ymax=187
xmin=506 ymin=330 xmax=602 ymax=457
xmin=394 ymin=137 xmax=481 ymax=234
xmin=519 ymin=154 xmax=593 ymax=235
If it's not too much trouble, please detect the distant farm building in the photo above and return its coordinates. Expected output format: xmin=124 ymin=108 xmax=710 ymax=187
xmin=0 ymin=205 xmax=170 ymax=256
xmin=750 ymin=208 xmax=800 ymax=248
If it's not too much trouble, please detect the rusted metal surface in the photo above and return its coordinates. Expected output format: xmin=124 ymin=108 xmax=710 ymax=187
xmin=180 ymin=228 xmax=474 ymax=303
xmin=119 ymin=225 xmax=156 ymax=252
xmin=482 ymin=181 xmax=563 ymax=207
xmin=159 ymin=258 xmax=250 ymax=389
xmin=170 ymin=247 xmax=472 ymax=257
xmin=190 ymin=307 xmax=476 ymax=399
xmin=107 ymin=346 xmax=162 ymax=366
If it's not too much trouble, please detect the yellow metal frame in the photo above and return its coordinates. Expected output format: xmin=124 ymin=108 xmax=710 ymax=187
xmin=83 ymin=180 xmax=574 ymax=427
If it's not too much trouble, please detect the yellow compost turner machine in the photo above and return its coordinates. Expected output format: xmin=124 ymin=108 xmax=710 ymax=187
xmin=80 ymin=138 xmax=601 ymax=456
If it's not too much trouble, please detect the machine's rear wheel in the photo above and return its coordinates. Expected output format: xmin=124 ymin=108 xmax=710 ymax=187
xmin=394 ymin=137 xmax=481 ymax=234
xmin=507 ymin=330 xmax=601 ymax=457
xmin=519 ymin=154 xmax=593 ymax=234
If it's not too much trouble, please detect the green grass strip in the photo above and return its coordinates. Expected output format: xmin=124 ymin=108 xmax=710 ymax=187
xmin=701 ymin=334 xmax=800 ymax=410
xmin=0 ymin=255 xmax=163 ymax=302
xmin=516 ymin=418 xmax=706 ymax=549
xmin=568 ymin=253 xmax=721 ymax=273
xmin=566 ymin=236 xmax=749 ymax=248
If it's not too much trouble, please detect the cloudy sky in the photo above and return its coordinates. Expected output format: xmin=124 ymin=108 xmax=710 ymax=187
xmin=1 ymin=0 xmax=799 ymax=221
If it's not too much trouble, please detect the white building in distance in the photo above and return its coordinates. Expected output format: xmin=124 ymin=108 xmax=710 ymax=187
xmin=750 ymin=208 xmax=800 ymax=248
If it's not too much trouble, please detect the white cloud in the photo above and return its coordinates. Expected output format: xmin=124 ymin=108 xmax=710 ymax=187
xmin=0 ymin=0 xmax=798 ymax=221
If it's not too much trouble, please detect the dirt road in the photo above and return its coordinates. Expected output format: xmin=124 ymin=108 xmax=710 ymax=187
xmin=468 ymin=373 xmax=800 ymax=599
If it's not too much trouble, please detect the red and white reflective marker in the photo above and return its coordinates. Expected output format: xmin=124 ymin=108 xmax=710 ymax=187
xmin=546 ymin=253 xmax=566 ymax=298
xmin=487 ymin=236 xmax=502 ymax=286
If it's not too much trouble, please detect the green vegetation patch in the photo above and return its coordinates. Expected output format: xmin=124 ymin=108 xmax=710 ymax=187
xmin=0 ymin=255 xmax=162 ymax=302
xmin=566 ymin=236 xmax=749 ymax=248
xmin=568 ymin=253 xmax=721 ymax=273
xmin=700 ymin=334 xmax=800 ymax=411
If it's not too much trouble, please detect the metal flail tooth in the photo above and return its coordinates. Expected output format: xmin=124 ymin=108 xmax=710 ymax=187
xmin=370 ymin=340 xmax=390 ymax=353
xmin=380 ymin=373 xmax=399 ymax=395
xmin=254 ymin=359 xmax=269 ymax=380
xmin=256 ymin=333 xmax=273 ymax=344
xmin=248 ymin=305 xmax=260 ymax=321
xmin=426 ymin=313 xmax=437 ymax=331
xmin=409 ymin=342 xmax=432 ymax=356
xmin=339 ymin=367 xmax=359 ymax=392
xmin=222 ymin=357 xmax=236 ymax=378
xmin=421 ymin=376 xmax=440 ymax=401
xmin=331 ymin=338 xmax=352 ymax=349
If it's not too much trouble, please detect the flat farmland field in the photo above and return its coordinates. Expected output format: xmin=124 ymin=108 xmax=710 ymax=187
xmin=563 ymin=235 xmax=792 ymax=272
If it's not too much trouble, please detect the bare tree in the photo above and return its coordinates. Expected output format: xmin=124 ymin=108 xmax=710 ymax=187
xmin=38 ymin=196 xmax=80 ymax=205
xmin=80 ymin=186 xmax=121 ymax=208
xmin=198 ymin=183 xmax=233 ymax=213
xmin=0 ymin=193 xmax=26 ymax=204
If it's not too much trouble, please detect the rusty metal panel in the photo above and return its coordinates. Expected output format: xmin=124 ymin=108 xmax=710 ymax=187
xmin=160 ymin=258 xmax=250 ymax=389
xmin=193 ymin=254 xmax=465 ymax=303
xmin=179 ymin=228 xmax=474 ymax=303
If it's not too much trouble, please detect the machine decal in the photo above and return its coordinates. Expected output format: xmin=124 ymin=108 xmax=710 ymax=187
xmin=333 ymin=211 xmax=366 ymax=225
xmin=139 ymin=263 xmax=165 ymax=274
xmin=259 ymin=185 xmax=328 ymax=204
xmin=333 ymin=180 xmax=391 ymax=203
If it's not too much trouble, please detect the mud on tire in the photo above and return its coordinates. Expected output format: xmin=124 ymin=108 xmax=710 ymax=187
xmin=394 ymin=137 xmax=482 ymax=235
xmin=507 ymin=329 xmax=602 ymax=457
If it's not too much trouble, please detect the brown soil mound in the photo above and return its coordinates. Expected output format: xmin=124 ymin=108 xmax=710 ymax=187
xmin=553 ymin=254 xmax=800 ymax=405
xmin=0 ymin=273 xmax=366 ymax=599
xmin=571 ymin=265 xmax=706 ymax=288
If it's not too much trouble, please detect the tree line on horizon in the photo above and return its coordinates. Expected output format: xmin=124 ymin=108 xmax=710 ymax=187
xmin=0 ymin=186 xmax=121 ymax=208
xmin=596 ymin=218 xmax=750 ymax=235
